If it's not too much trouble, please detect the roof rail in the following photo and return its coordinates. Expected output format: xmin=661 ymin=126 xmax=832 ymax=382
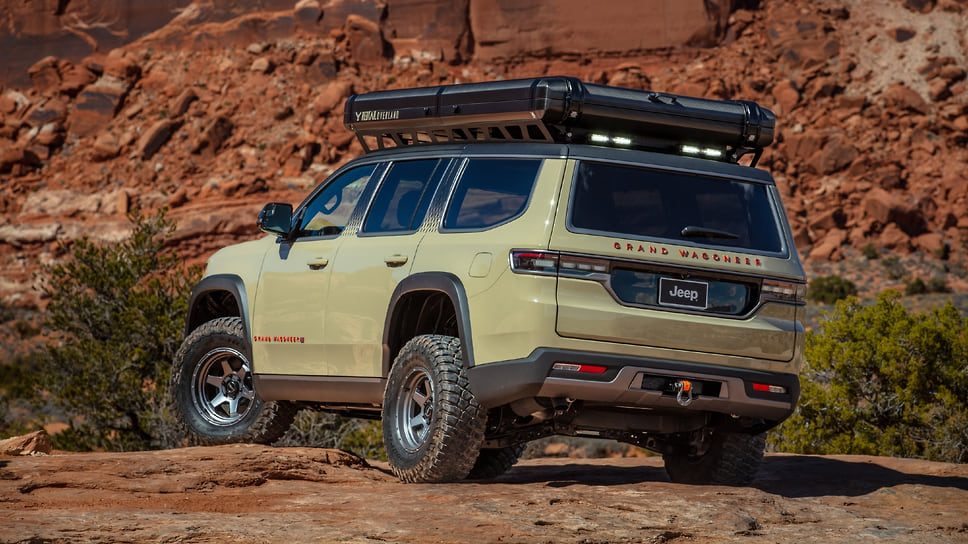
xmin=343 ymin=77 xmax=775 ymax=165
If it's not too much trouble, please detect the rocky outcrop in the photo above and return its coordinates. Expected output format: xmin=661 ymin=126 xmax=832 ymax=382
xmin=0 ymin=0 xmax=966 ymax=308
xmin=0 ymin=430 xmax=52 ymax=456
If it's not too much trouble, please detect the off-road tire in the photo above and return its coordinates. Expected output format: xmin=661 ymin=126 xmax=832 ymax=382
xmin=383 ymin=334 xmax=486 ymax=483
xmin=662 ymin=431 xmax=766 ymax=486
xmin=170 ymin=317 xmax=296 ymax=445
xmin=466 ymin=444 xmax=527 ymax=480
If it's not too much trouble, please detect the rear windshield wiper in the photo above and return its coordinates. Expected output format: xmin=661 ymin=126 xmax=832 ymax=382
xmin=680 ymin=225 xmax=739 ymax=240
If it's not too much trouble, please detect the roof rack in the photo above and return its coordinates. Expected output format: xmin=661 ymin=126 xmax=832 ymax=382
xmin=343 ymin=76 xmax=775 ymax=165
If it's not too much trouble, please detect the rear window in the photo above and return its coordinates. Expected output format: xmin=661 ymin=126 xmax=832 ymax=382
xmin=569 ymin=161 xmax=782 ymax=253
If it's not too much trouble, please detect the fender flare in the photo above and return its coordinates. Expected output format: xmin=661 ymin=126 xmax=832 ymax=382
xmin=382 ymin=272 xmax=474 ymax=375
xmin=185 ymin=274 xmax=251 ymax=340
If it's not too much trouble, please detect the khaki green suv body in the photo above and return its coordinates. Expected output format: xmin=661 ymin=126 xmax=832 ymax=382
xmin=170 ymin=77 xmax=806 ymax=485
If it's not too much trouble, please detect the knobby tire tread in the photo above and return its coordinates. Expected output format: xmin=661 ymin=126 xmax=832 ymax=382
xmin=169 ymin=317 xmax=296 ymax=446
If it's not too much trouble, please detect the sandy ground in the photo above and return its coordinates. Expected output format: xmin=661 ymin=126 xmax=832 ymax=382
xmin=1 ymin=445 xmax=967 ymax=543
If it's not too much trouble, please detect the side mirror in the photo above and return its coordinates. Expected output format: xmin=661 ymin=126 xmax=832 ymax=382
xmin=258 ymin=202 xmax=293 ymax=237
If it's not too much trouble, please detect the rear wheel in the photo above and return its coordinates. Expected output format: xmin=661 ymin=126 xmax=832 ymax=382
xmin=383 ymin=335 xmax=486 ymax=483
xmin=170 ymin=317 xmax=296 ymax=445
xmin=662 ymin=431 xmax=765 ymax=486
xmin=466 ymin=444 xmax=527 ymax=480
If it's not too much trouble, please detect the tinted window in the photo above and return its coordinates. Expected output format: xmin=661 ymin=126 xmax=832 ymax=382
xmin=363 ymin=159 xmax=445 ymax=233
xmin=297 ymin=164 xmax=375 ymax=237
xmin=570 ymin=161 xmax=782 ymax=253
xmin=443 ymin=158 xmax=542 ymax=230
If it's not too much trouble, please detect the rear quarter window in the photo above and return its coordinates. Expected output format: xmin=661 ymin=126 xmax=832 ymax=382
xmin=443 ymin=158 xmax=542 ymax=230
xmin=569 ymin=161 xmax=783 ymax=253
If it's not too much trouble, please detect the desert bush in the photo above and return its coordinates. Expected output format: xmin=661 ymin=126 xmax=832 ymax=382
xmin=275 ymin=411 xmax=386 ymax=460
xmin=0 ymin=352 xmax=45 ymax=437
xmin=770 ymin=291 xmax=968 ymax=463
xmin=905 ymin=277 xmax=927 ymax=296
xmin=806 ymin=275 xmax=858 ymax=304
xmin=38 ymin=208 xmax=199 ymax=451
xmin=861 ymin=243 xmax=879 ymax=260
xmin=881 ymin=255 xmax=906 ymax=280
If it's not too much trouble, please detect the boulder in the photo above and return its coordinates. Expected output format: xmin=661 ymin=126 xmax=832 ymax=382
xmin=913 ymin=232 xmax=945 ymax=255
xmin=27 ymin=56 xmax=64 ymax=93
xmin=0 ymin=146 xmax=42 ymax=174
xmin=191 ymin=116 xmax=234 ymax=155
xmin=171 ymin=89 xmax=198 ymax=118
xmin=882 ymin=83 xmax=929 ymax=115
xmin=91 ymin=133 xmax=122 ymax=162
xmin=807 ymin=228 xmax=847 ymax=261
xmin=312 ymin=80 xmax=353 ymax=116
xmin=808 ymin=208 xmax=847 ymax=233
xmin=24 ymin=97 xmax=68 ymax=128
xmin=250 ymin=57 xmax=275 ymax=74
xmin=0 ymin=430 xmax=52 ymax=456
xmin=68 ymin=76 xmax=131 ymax=138
xmin=863 ymin=188 xmax=927 ymax=236
xmin=810 ymin=134 xmax=858 ymax=175
xmin=771 ymin=80 xmax=800 ymax=114
xmin=103 ymin=53 xmax=143 ymax=84
xmin=137 ymin=119 xmax=181 ymax=160
xmin=346 ymin=14 xmax=387 ymax=66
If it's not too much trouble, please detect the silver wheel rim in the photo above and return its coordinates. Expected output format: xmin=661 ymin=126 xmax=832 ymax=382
xmin=394 ymin=367 xmax=436 ymax=453
xmin=191 ymin=347 xmax=256 ymax=426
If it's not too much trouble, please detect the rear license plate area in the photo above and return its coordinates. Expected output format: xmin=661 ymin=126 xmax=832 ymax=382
xmin=658 ymin=277 xmax=709 ymax=310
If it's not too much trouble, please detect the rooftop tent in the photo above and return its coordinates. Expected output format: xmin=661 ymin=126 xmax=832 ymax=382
xmin=343 ymin=76 xmax=775 ymax=164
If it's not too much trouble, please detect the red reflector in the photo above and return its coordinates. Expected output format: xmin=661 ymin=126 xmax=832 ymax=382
xmin=553 ymin=363 xmax=608 ymax=374
xmin=753 ymin=383 xmax=787 ymax=394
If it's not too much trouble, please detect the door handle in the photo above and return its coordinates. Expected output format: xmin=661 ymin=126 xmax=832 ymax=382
xmin=307 ymin=257 xmax=329 ymax=270
xmin=384 ymin=254 xmax=409 ymax=267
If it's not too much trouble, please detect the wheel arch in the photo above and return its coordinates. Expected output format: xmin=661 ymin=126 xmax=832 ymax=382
xmin=185 ymin=274 xmax=251 ymax=341
xmin=382 ymin=272 xmax=474 ymax=376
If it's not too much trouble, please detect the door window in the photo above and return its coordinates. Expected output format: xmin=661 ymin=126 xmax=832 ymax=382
xmin=363 ymin=159 xmax=447 ymax=233
xmin=296 ymin=164 xmax=376 ymax=238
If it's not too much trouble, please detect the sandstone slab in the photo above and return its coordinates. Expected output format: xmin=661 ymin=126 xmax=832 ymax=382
xmin=0 ymin=445 xmax=966 ymax=544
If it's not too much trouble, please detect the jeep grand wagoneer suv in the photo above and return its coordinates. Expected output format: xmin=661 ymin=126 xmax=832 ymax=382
xmin=170 ymin=77 xmax=806 ymax=485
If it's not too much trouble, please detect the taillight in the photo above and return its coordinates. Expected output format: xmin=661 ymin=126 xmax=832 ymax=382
xmin=510 ymin=251 xmax=559 ymax=275
xmin=510 ymin=250 xmax=609 ymax=278
xmin=752 ymin=382 xmax=788 ymax=394
xmin=553 ymin=362 xmax=608 ymax=374
xmin=761 ymin=278 xmax=806 ymax=304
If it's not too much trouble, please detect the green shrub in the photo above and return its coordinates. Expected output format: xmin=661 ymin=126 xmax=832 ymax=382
xmin=0 ymin=352 xmax=44 ymax=437
xmin=927 ymin=278 xmax=949 ymax=293
xmin=881 ymin=256 xmax=905 ymax=280
xmin=905 ymin=277 xmax=927 ymax=296
xmin=37 ymin=208 xmax=200 ymax=451
xmin=806 ymin=275 xmax=858 ymax=304
xmin=861 ymin=243 xmax=878 ymax=260
xmin=770 ymin=291 xmax=968 ymax=463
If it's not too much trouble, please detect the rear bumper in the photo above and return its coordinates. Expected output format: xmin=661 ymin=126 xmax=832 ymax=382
xmin=467 ymin=348 xmax=799 ymax=425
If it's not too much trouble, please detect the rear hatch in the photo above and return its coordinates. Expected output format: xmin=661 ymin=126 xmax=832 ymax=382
xmin=548 ymin=152 xmax=804 ymax=362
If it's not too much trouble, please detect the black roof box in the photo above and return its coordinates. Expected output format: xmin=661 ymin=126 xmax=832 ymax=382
xmin=343 ymin=76 xmax=775 ymax=164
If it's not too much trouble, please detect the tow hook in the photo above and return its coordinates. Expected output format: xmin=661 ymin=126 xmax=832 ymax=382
xmin=674 ymin=379 xmax=694 ymax=407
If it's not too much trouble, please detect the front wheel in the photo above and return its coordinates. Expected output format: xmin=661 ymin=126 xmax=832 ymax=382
xmin=169 ymin=317 xmax=296 ymax=445
xmin=662 ymin=431 xmax=765 ymax=486
xmin=382 ymin=335 xmax=486 ymax=483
